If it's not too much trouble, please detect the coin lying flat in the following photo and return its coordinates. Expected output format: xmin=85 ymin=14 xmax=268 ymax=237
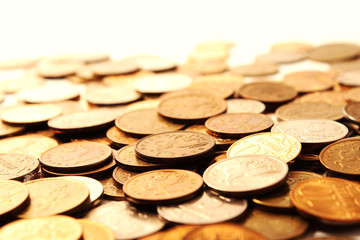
xmin=183 ymin=223 xmax=267 ymax=240
xmin=256 ymin=51 xmax=307 ymax=64
xmin=344 ymin=102 xmax=360 ymax=123
xmin=0 ymin=180 xmax=29 ymax=216
xmin=294 ymin=90 xmax=347 ymax=107
xmin=115 ymin=109 xmax=185 ymax=137
xmin=231 ymin=63 xmax=279 ymax=76
xmin=227 ymin=132 xmax=301 ymax=164
xmin=157 ymin=190 xmax=247 ymax=224
xmin=203 ymin=155 xmax=288 ymax=197
xmin=135 ymin=131 xmax=215 ymax=164
xmin=91 ymin=60 xmax=139 ymax=76
xmin=69 ymin=53 xmax=109 ymax=64
xmin=344 ymin=87 xmax=360 ymax=102
xmin=226 ymin=99 xmax=266 ymax=114
xmin=0 ymin=58 xmax=36 ymax=70
xmin=275 ymin=102 xmax=343 ymax=121
xmin=0 ymin=215 xmax=83 ymax=240
xmin=309 ymin=43 xmax=360 ymax=62
xmin=157 ymin=91 xmax=227 ymax=121
xmin=283 ymin=71 xmax=334 ymax=93
xmin=0 ymin=153 xmax=39 ymax=180
xmin=40 ymin=142 xmax=112 ymax=173
xmin=37 ymin=62 xmax=81 ymax=78
xmin=130 ymin=56 xmax=177 ymax=72
xmin=112 ymin=166 xmax=139 ymax=186
xmin=205 ymin=113 xmax=273 ymax=138
xmin=187 ymin=82 xmax=235 ymax=99
xmin=319 ymin=138 xmax=360 ymax=177
xmin=253 ymin=171 xmax=322 ymax=210
xmin=99 ymin=176 xmax=125 ymax=200
xmin=290 ymin=177 xmax=360 ymax=224
xmin=19 ymin=84 xmax=80 ymax=103
xmin=106 ymin=126 xmax=140 ymax=147
xmin=1 ymin=104 xmax=62 ymax=126
xmin=78 ymin=219 xmax=115 ymax=240
xmin=241 ymin=208 xmax=309 ymax=240
xmin=124 ymin=99 xmax=159 ymax=113
xmin=0 ymin=134 xmax=58 ymax=159
xmin=271 ymin=41 xmax=313 ymax=53
xmin=238 ymin=81 xmax=297 ymax=103
xmin=0 ymin=121 xmax=24 ymax=138
xmin=17 ymin=177 xmax=90 ymax=218
xmin=154 ymin=225 xmax=198 ymax=240
xmin=84 ymin=201 xmax=165 ymax=240
xmin=123 ymin=169 xmax=203 ymax=205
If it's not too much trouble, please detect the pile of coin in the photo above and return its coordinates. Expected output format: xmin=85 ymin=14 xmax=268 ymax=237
xmin=0 ymin=41 xmax=360 ymax=239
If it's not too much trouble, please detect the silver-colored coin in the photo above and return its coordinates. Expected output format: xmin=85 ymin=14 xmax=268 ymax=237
xmin=203 ymin=155 xmax=288 ymax=197
xmin=226 ymin=99 xmax=265 ymax=114
xmin=337 ymin=70 xmax=360 ymax=86
xmin=157 ymin=190 xmax=247 ymax=224
xmin=271 ymin=119 xmax=348 ymax=144
xmin=84 ymin=201 xmax=165 ymax=240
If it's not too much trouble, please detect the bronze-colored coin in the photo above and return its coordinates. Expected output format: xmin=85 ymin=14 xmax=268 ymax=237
xmin=255 ymin=51 xmax=307 ymax=64
xmin=37 ymin=62 xmax=81 ymax=78
xmin=123 ymin=169 xmax=203 ymax=205
xmin=300 ymin=237 xmax=353 ymax=240
xmin=0 ymin=121 xmax=24 ymax=138
xmin=283 ymin=71 xmax=334 ymax=93
xmin=115 ymin=109 xmax=185 ymax=137
xmin=344 ymin=102 xmax=360 ymax=123
xmin=0 ymin=180 xmax=29 ymax=216
xmin=187 ymin=82 xmax=235 ymax=99
xmin=336 ymin=70 xmax=360 ymax=87
xmin=309 ymin=43 xmax=360 ymax=63
xmin=52 ymin=100 xmax=89 ymax=114
xmin=238 ymin=81 xmax=297 ymax=103
xmin=290 ymin=177 xmax=360 ymax=224
xmin=183 ymin=223 xmax=267 ymax=240
xmin=124 ymin=99 xmax=159 ymax=113
xmin=231 ymin=63 xmax=279 ymax=76
xmin=294 ymin=90 xmax=347 ymax=107
xmin=240 ymin=208 xmax=308 ymax=240
xmin=40 ymin=142 xmax=112 ymax=173
xmin=275 ymin=102 xmax=343 ymax=121
xmin=159 ymin=225 xmax=199 ymax=240
xmin=253 ymin=171 xmax=322 ymax=210
xmin=73 ymin=65 xmax=97 ymax=82
xmin=99 ymin=176 xmax=125 ymax=200
xmin=331 ymin=58 xmax=360 ymax=73
xmin=19 ymin=84 xmax=80 ymax=103
xmin=319 ymin=138 xmax=360 ymax=176
xmin=0 ymin=58 xmax=36 ymax=70
xmin=0 ymin=215 xmax=83 ymax=240
xmin=85 ymin=82 xmax=141 ymax=105
xmin=106 ymin=126 xmax=140 ymax=147
xmin=157 ymin=91 xmax=227 ymax=121
xmin=185 ymin=124 xmax=237 ymax=151
xmin=78 ymin=219 xmax=115 ymax=240
xmin=69 ymin=52 xmax=110 ymax=64
xmin=18 ymin=177 xmax=90 ymax=218
xmin=344 ymin=87 xmax=360 ymax=102
xmin=227 ymin=132 xmax=301 ymax=164
xmin=226 ymin=99 xmax=266 ymax=114
xmin=102 ymin=70 xmax=154 ymax=86
xmin=128 ymin=55 xmax=177 ymax=72
xmin=115 ymin=145 xmax=165 ymax=172
xmin=205 ymin=113 xmax=273 ymax=138
xmin=0 ymin=153 xmax=39 ymax=180
xmin=91 ymin=60 xmax=139 ymax=76
xmin=112 ymin=166 xmax=139 ymax=186
xmin=271 ymin=41 xmax=313 ymax=53
xmin=135 ymin=131 xmax=215 ymax=164
xmin=48 ymin=108 xmax=121 ymax=133
xmin=1 ymin=104 xmax=62 ymax=126
xmin=0 ymin=134 xmax=58 ymax=159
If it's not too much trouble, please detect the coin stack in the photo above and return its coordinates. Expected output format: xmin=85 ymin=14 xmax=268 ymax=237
xmin=0 ymin=42 xmax=360 ymax=239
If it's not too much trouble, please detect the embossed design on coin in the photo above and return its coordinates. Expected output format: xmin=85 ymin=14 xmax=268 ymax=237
xmin=227 ymin=132 xmax=301 ymax=163
xmin=283 ymin=71 xmax=334 ymax=93
xmin=226 ymin=99 xmax=266 ymax=114
xmin=275 ymin=102 xmax=343 ymax=121
xmin=0 ymin=215 xmax=83 ymax=240
xmin=290 ymin=177 xmax=360 ymax=224
xmin=205 ymin=113 xmax=273 ymax=138
xmin=115 ymin=109 xmax=185 ymax=136
xmin=0 ymin=180 xmax=29 ymax=216
xmin=85 ymin=201 xmax=165 ymax=240
xmin=0 ymin=153 xmax=39 ymax=180
xmin=157 ymin=190 xmax=247 ymax=224
xmin=135 ymin=131 xmax=215 ymax=163
xmin=271 ymin=119 xmax=348 ymax=144
xmin=112 ymin=166 xmax=139 ymax=186
xmin=157 ymin=92 xmax=227 ymax=120
xmin=40 ymin=142 xmax=112 ymax=172
xmin=99 ymin=176 xmax=125 ymax=200
xmin=18 ymin=177 xmax=90 ymax=218
xmin=123 ymin=169 xmax=203 ymax=205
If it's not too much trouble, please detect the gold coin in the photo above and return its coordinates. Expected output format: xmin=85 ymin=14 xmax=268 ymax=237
xmin=91 ymin=60 xmax=139 ymax=76
xmin=0 ymin=180 xmax=29 ymax=216
xmin=241 ymin=208 xmax=308 ymax=240
xmin=37 ymin=62 xmax=82 ymax=78
xmin=123 ymin=169 xmax=203 ymax=205
xmin=157 ymin=91 xmax=227 ymax=121
xmin=68 ymin=52 xmax=110 ymax=64
xmin=115 ymin=109 xmax=185 ymax=137
xmin=255 ymin=51 xmax=307 ymax=64
xmin=112 ymin=166 xmax=139 ymax=186
xmin=0 ymin=215 xmax=83 ymax=240
xmin=0 ymin=58 xmax=36 ymax=70
xmin=227 ymin=132 xmax=301 ymax=163
xmin=99 ymin=176 xmax=125 ymax=200
xmin=308 ymin=43 xmax=360 ymax=62
xmin=1 ymin=104 xmax=62 ymax=125
xmin=0 ymin=153 xmax=39 ymax=180
xmin=331 ymin=58 xmax=360 ymax=73
xmin=0 ymin=134 xmax=58 ymax=159
xmin=193 ymin=73 xmax=244 ymax=90
xmin=126 ymin=55 xmax=176 ymax=72
xmin=183 ymin=223 xmax=267 ymax=240
xmin=187 ymin=82 xmax=235 ymax=99
xmin=283 ymin=71 xmax=334 ymax=93
xmin=231 ymin=63 xmax=279 ymax=76
xmin=275 ymin=102 xmax=343 ymax=121
xmin=106 ymin=126 xmax=140 ymax=147
xmin=160 ymin=225 xmax=199 ymax=240
xmin=238 ymin=81 xmax=297 ymax=103
xmin=17 ymin=177 xmax=90 ymax=218
xmin=78 ymin=219 xmax=115 ymax=240
xmin=290 ymin=177 xmax=360 ymax=224
xmin=0 ymin=121 xmax=24 ymax=138
xmin=124 ymin=99 xmax=159 ymax=113
xmin=271 ymin=41 xmax=313 ymax=53
xmin=102 ymin=71 xmax=154 ymax=86
xmin=294 ymin=90 xmax=347 ymax=107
